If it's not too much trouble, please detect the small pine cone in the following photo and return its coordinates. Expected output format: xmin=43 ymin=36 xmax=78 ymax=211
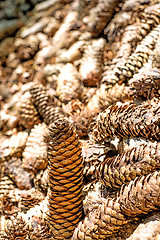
xmin=18 ymin=91 xmax=42 ymax=129
xmin=46 ymin=119 xmax=83 ymax=239
xmin=119 ymin=171 xmax=160 ymax=217
xmin=86 ymin=0 xmax=119 ymax=36
xmin=56 ymin=63 xmax=81 ymax=103
xmin=14 ymin=34 xmax=40 ymax=60
xmin=72 ymin=197 xmax=130 ymax=240
xmin=0 ymin=131 xmax=28 ymax=162
xmin=129 ymin=68 xmax=160 ymax=100
xmin=89 ymin=98 xmax=160 ymax=142
xmin=1 ymin=216 xmax=29 ymax=240
xmin=99 ymin=142 xmax=160 ymax=189
xmin=4 ymin=158 xmax=33 ymax=190
xmin=22 ymin=123 xmax=49 ymax=173
xmin=79 ymin=38 xmax=105 ymax=87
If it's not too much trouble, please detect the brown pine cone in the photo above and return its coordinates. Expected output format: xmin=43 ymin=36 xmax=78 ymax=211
xmin=56 ymin=63 xmax=81 ymax=103
xmin=89 ymin=98 xmax=160 ymax=142
xmin=46 ymin=118 xmax=83 ymax=239
xmin=119 ymin=171 xmax=160 ymax=217
xmin=72 ymin=171 xmax=160 ymax=239
xmin=18 ymin=91 xmax=42 ymax=129
xmin=22 ymin=123 xmax=49 ymax=173
xmin=99 ymin=142 xmax=160 ymax=189
xmin=79 ymin=38 xmax=105 ymax=87
xmin=129 ymin=68 xmax=160 ymax=100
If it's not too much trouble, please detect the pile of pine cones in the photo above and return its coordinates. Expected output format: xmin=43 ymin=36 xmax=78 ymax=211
xmin=1 ymin=0 xmax=160 ymax=239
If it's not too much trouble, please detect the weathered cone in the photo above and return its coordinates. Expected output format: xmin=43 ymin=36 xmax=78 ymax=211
xmin=29 ymin=84 xmax=64 ymax=125
xmin=72 ymin=171 xmax=160 ymax=239
xmin=89 ymin=98 xmax=160 ymax=142
xmin=99 ymin=142 xmax=160 ymax=189
xmin=46 ymin=118 xmax=83 ymax=239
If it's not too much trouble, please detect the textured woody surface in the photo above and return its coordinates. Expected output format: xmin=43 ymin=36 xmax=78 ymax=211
xmin=4 ymin=158 xmax=33 ymax=190
xmin=119 ymin=171 xmax=160 ymax=216
xmin=127 ymin=213 xmax=160 ymax=240
xmin=72 ymin=171 xmax=160 ymax=239
xmin=22 ymin=123 xmax=49 ymax=173
xmin=79 ymin=38 xmax=105 ymax=87
xmin=56 ymin=63 xmax=81 ymax=103
xmin=30 ymin=84 xmax=64 ymax=125
xmin=82 ymin=140 xmax=116 ymax=181
xmin=86 ymin=0 xmax=119 ymax=36
xmin=99 ymin=142 xmax=160 ymax=189
xmin=47 ymin=119 xmax=83 ymax=239
xmin=89 ymin=98 xmax=160 ymax=142
xmin=0 ymin=131 xmax=28 ymax=162
xmin=18 ymin=91 xmax=42 ymax=129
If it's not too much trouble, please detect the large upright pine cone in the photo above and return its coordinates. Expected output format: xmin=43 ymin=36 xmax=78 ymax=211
xmin=89 ymin=98 xmax=160 ymax=142
xmin=99 ymin=142 xmax=160 ymax=189
xmin=46 ymin=119 xmax=83 ymax=239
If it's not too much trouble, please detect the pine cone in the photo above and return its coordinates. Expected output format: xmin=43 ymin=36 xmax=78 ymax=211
xmin=56 ymin=63 xmax=81 ymax=103
xmin=119 ymin=171 xmax=160 ymax=216
xmin=22 ymin=123 xmax=49 ymax=173
xmin=79 ymin=38 xmax=105 ymax=87
xmin=129 ymin=68 xmax=160 ymax=100
xmin=18 ymin=91 xmax=42 ymax=129
xmin=46 ymin=118 xmax=83 ymax=239
xmin=99 ymin=142 xmax=160 ymax=189
xmin=89 ymin=98 xmax=160 ymax=142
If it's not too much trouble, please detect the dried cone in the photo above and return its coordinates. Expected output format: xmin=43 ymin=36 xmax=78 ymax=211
xmin=99 ymin=142 xmax=160 ymax=189
xmin=129 ymin=68 xmax=160 ymax=100
xmin=72 ymin=196 xmax=130 ymax=239
xmin=30 ymin=84 xmax=64 ymax=125
xmin=56 ymin=63 xmax=81 ymax=103
xmin=72 ymin=171 xmax=160 ymax=239
xmin=79 ymin=38 xmax=105 ymax=87
xmin=89 ymin=98 xmax=160 ymax=143
xmin=47 ymin=119 xmax=83 ymax=239
xmin=18 ymin=91 xmax=41 ymax=129
xmin=22 ymin=123 xmax=49 ymax=173
xmin=119 ymin=171 xmax=160 ymax=217
xmin=1 ymin=217 xmax=29 ymax=240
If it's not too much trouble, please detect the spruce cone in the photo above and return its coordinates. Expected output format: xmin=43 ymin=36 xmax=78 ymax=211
xmin=89 ymin=98 xmax=160 ymax=142
xmin=56 ymin=63 xmax=81 ymax=103
xmin=129 ymin=68 xmax=160 ymax=100
xmin=119 ymin=171 xmax=160 ymax=217
xmin=22 ymin=123 xmax=49 ymax=173
xmin=46 ymin=119 xmax=83 ymax=239
xmin=18 ymin=91 xmax=42 ymax=129
xmin=29 ymin=84 xmax=64 ymax=125
xmin=79 ymin=38 xmax=105 ymax=87
xmin=72 ymin=171 xmax=160 ymax=239
xmin=116 ymin=24 xmax=160 ymax=84
xmin=86 ymin=0 xmax=119 ymax=36
xmin=99 ymin=142 xmax=160 ymax=189
xmin=72 ymin=197 xmax=130 ymax=239
xmin=30 ymin=84 xmax=51 ymax=117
